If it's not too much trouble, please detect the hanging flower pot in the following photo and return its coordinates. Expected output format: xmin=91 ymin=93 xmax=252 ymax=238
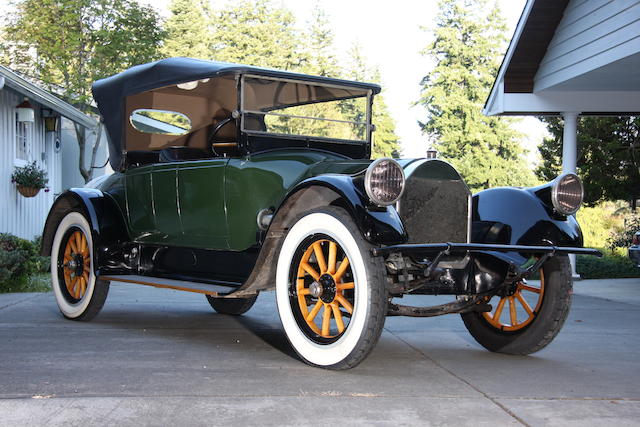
xmin=11 ymin=161 xmax=48 ymax=198
xmin=16 ymin=185 xmax=40 ymax=198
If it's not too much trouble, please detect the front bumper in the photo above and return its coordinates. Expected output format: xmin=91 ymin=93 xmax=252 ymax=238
xmin=372 ymin=242 xmax=602 ymax=258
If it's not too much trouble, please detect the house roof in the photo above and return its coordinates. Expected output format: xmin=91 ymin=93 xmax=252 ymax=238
xmin=484 ymin=0 xmax=640 ymax=116
xmin=0 ymin=65 xmax=96 ymax=128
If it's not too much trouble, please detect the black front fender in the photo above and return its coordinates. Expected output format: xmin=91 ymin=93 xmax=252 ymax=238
xmin=472 ymin=187 xmax=583 ymax=264
xmin=276 ymin=175 xmax=407 ymax=246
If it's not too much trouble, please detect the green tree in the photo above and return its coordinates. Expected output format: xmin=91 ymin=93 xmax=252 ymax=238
xmin=299 ymin=3 xmax=338 ymax=77
xmin=210 ymin=0 xmax=303 ymax=70
xmin=537 ymin=116 xmax=640 ymax=208
xmin=343 ymin=44 xmax=400 ymax=158
xmin=2 ymin=0 xmax=163 ymax=181
xmin=418 ymin=0 xmax=535 ymax=190
xmin=162 ymin=0 xmax=212 ymax=59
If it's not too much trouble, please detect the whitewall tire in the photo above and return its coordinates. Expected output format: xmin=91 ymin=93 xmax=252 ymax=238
xmin=51 ymin=211 xmax=109 ymax=320
xmin=276 ymin=207 xmax=387 ymax=369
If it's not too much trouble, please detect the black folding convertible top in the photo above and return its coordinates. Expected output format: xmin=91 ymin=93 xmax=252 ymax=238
xmin=92 ymin=57 xmax=381 ymax=170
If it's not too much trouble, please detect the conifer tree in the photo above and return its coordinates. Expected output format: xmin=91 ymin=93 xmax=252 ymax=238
xmin=162 ymin=0 xmax=211 ymax=59
xmin=418 ymin=0 xmax=535 ymax=190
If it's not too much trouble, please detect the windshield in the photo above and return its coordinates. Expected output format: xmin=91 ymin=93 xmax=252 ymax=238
xmin=241 ymin=76 xmax=371 ymax=143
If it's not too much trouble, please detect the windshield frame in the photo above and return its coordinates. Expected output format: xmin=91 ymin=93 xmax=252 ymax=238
xmin=239 ymin=74 xmax=374 ymax=147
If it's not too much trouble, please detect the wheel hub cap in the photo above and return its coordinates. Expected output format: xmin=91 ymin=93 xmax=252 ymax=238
xmin=318 ymin=274 xmax=337 ymax=303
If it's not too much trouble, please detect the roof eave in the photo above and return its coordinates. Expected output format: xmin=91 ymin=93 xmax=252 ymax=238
xmin=0 ymin=65 xmax=96 ymax=128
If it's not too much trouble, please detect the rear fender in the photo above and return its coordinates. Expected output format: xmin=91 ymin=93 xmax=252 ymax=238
xmin=40 ymin=189 xmax=129 ymax=269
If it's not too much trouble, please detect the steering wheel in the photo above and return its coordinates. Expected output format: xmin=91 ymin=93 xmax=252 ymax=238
xmin=208 ymin=117 xmax=236 ymax=156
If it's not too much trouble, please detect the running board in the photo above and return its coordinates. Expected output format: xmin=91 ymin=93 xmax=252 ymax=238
xmin=98 ymin=274 xmax=236 ymax=296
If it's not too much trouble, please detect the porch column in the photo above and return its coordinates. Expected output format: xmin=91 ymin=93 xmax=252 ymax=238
xmin=562 ymin=112 xmax=580 ymax=279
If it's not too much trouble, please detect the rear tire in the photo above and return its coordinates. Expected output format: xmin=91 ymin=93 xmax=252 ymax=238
xmin=51 ymin=211 xmax=109 ymax=321
xmin=461 ymin=256 xmax=572 ymax=354
xmin=206 ymin=294 xmax=257 ymax=315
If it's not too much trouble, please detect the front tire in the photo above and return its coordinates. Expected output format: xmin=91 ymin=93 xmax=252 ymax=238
xmin=276 ymin=207 xmax=387 ymax=369
xmin=51 ymin=211 xmax=109 ymax=321
xmin=461 ymin=256 xmax=572 ymax=354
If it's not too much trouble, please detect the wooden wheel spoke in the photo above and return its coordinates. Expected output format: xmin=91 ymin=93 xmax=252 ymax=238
xmin=63 ymin=254 xmax=72 ymax=263
xmin=331 ymin=303 xmax=345 ymax=333
xmin=312 ymin=242 xmax=327 ymax=274
xmin=300 ymin=262 xmax=320 ymax=281
xmin=80 ymin=233 xmax=88 ymax=256
xmin=328 ymin=241 xmax=337 ymax=274
xmin=509 ymin=296 xmax=517 ymax=325
xmin=69 ymin=234 xmax=78 ymax=253
xmin=298 ymin=288 xmax=311 ymax=296
xmin=335 ymin=294 xmax=353 ymax=314
xmin=71 ymin=277 xmax=79 ymax=298
xmin=520 ymin=284 xmax=541 ymax=294
xmin=75 ymin=232 xmax=83 ymax=253
xmin=79 ymin=277 xmax=86 ymax=298
xmin=334 ymin=257 xmax=350 ymax=281
xmin=336 ymin=282 xmax=354 ymax=291
xmin=321 ymin=304 xmax=331 ymax=336
xmin=493 ymin=297 xmax=506 ymax=322
xmin=515 ymin=291 xmax=534 ymax=317
xmin=306 ymin=300 xmax=323 ymax=322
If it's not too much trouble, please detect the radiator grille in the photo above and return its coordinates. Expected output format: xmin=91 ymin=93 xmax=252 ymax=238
xmin=398 ymin=177 xmax=470 ymax=244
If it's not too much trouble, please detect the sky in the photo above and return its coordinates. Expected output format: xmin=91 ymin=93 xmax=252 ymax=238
xmin=1 ymin=0 xmax=546 ymax=162
xmin=138 ymin=0 xmax=547 ymax=161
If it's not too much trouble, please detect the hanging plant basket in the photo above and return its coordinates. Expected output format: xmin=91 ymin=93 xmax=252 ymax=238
xmin=17 ymin=185 xmax=41 ymax=198
xmin=11 ymin=161 xmax=48 ymax=198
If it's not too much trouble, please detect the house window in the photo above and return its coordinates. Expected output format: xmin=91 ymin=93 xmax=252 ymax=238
xmin=15 ymin=113 xmax=29 ymax=163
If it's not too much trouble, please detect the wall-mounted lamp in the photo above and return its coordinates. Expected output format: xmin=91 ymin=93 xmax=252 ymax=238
xmin=41 ymin=108 xmax=59 ymax=132
xmin=16 ymin=98 xmax=35 ymax=122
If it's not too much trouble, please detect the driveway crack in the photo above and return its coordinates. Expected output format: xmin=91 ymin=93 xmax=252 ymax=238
xmin=386 ymin=329 xmax=530 ymax=427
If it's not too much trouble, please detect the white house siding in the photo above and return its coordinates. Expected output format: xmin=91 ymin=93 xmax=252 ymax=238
xmin=0 ymin=88 xmax=60 ymax=240
xmin=535 ymin=0 xmax=640 ymax=91
xmin=60 ymin=117 xmax=111 ymax=191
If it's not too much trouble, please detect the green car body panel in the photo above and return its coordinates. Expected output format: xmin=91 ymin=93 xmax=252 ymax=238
xmin=96 ymin=149 xmax=377 ymax=251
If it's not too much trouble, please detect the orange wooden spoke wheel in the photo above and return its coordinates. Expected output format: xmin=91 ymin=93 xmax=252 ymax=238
xmin=482 ymin=269 xmax=545 ymax=332
xmin=294 ymin=238 xmax=355 ymax=339
xmin=61 ymin=229 xmax=91 ymax=300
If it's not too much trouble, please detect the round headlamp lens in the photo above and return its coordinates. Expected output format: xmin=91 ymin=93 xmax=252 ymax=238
xmin=365 ymin=158 xmax=405 ymax=206
xmin=552 ymin=173 xmax=583 ymax=215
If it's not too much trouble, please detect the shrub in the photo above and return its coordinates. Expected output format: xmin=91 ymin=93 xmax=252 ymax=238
xmin=576 ymin=251 xmax=640 ymax=279
xmin=607 ymin=213 xmax=640 ymax=250
xmin=0 ymin=233 xmax=50 ymax=292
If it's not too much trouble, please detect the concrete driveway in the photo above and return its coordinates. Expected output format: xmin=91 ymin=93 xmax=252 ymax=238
xmin=0 ymin=278 xmax=639 ymax=426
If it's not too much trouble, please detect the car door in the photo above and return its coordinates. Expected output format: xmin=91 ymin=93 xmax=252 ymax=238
xmin=125 ymin=165 xmax=155 ymax=242
xmin=151 ymin=163 xmax=182 ymax=245
xmin=176 ymin=158 xmax=229 ymax=250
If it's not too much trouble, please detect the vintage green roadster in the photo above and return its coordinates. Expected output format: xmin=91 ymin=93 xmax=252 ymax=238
xmin=41 ymin=58 xmax=600 ymax=369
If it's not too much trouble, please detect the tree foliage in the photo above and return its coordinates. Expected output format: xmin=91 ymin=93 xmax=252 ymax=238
xmin=537 ymin=116 xmax=640 ymax=207
xmin=418 ymin=0 xmax=535 ymax=190
xmin=2 ymin=0 xmax=164 ymax=181
xmin=343 ymin=44 xmax=399 ymax=158
xmin=209 ymin=0 xmax=303 ymax=70
xmin=162 ymin=0 xmax=211 ymax=59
